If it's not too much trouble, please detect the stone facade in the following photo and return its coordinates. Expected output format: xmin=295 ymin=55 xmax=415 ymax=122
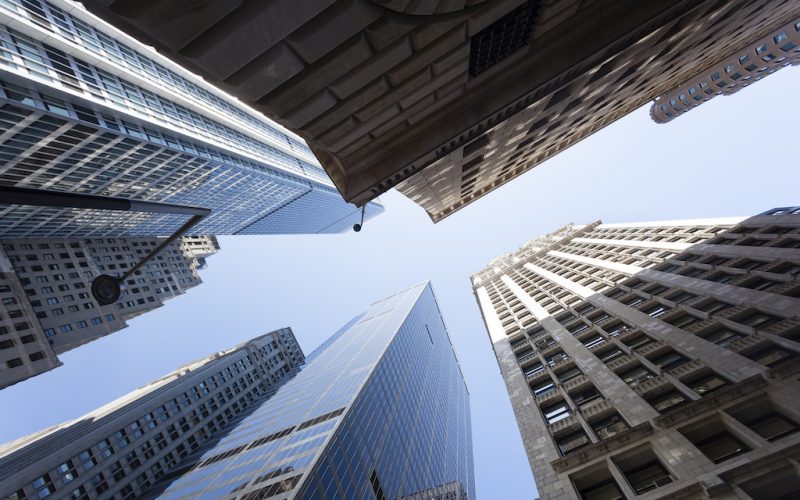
xmin=473 ymin=207 xmax=800 ymax=499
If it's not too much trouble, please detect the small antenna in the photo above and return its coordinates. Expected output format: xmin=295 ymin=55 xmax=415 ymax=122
xmin=353 ymin=205 xmax=366 ymax=232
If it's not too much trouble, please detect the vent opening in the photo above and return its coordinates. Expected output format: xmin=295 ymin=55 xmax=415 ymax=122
xmin=469 ymin=0 xmax=544 ymax=77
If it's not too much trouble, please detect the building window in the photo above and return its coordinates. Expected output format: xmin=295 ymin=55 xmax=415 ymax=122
xmin=572 ymin=466 xmax=624 ymax=500
xmin=622 ymin=334 xmax=653 ymax=350
xmin=738 ymin=467 xmax=800 ymax=500
xmin=664 ymin=312 xmax=701 ymax=329
xmin=556 ymin=429 xmax=591 ymax=455
xmin=531 ymin=378 xmax=556 ymax=397
xmin=742 ymin=344 xmax=793 ymax=367
xmin=641 ymin=304 xmax=670 ymax=318
xmin=604 ymin=321 xmax=633 ymax=337
xmin=619 ymin=365 xmax=655 ymax=387
xmin=700 ymin=327 xmax=745 ymax=348
xmin=664 ymin=290 xmax=696 ymax=304
xmin=693 ymin=299 xmax=730 ymax=314
xmin=582 ymin=335 xmax=606 ymax=349
xmin=77 ymin=449 xmax=96 ymax=470
xmin=596 ymin=347 xmax=625 ymax=364
xmin=645 ymin=389 xmax=688 ymax=413
xmin=525 ymin=362 xmax=545 ymax=377
xmin=693 ymin=430 xmax=750 ymax=463
xmin=590 ymin=413 xmax=628 ymax=440
xmin=541 ymin=401 xmax=571 ymax=424
xmin=546 ymin=351 xmax=569 ymax=366
xmin=570 ymin=385 xmax=602 ymax=407
xmin=650 ymin=350 xmax=690 ymax=371
xmin=556 ymin=366 xmax=582 ymax=383
xmin=686 ymin=372 xmax=728 ymax=396
xmin=31 ymin=473 xmax=55 ymax=499
xmin=728 ymin=399 xmax=799 ymax=442
xmin=615 ymin=449 xmax=673 ymax=495
xmin=732 ymin=309 xmax=784 ymax=330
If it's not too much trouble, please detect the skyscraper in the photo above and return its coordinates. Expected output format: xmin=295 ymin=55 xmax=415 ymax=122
xmin=0 ymin=235 xmax=217 ymax=388
xmin=78 ymin=0 xmax=798 ymax=221
xmin=473 ymin=208 xmax=800 ymax=499
xmin=650 ymin=20 xmax=800 ymax=124
xmin=0 ymin=0 xmax=383 ymax=238
xmin=0 ymin=328 xmax=305 ymax=500
xmin=0 ymin=282 xmax=475 ymax=499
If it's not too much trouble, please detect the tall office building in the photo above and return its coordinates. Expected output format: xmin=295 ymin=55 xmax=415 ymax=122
xmin=473 ymin=208 xmax=800 ymax=499
xmin=0 ymin=235 xmax=217 ymax=388
xmin=79 ymin=0 xmax=798 ymax=221
xmin=0 ymin=0 xmax=383 ymax=238
xmin=650 ymin=19 xmax=800 ymax=123
xmin=0 ymin=282 xmax=475 ymax=499
xmin=0 ymin=328 xmax=305 ymax=500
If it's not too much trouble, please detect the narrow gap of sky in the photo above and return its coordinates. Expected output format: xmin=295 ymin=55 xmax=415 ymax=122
xmin=1 ymin=68 xmax=797 ymax=500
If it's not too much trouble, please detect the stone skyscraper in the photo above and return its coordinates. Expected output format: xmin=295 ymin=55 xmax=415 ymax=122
xmin=78 ymin=0 xmax=798 ymax=221
xmin=0 ymin=282 xmax=475 ymax=499
xmin=0 ymin=328 xmax=304 ymax=499
xmin=0 ymin=0 xmax=383 ymax=238
xmin=473 ymin=208 xmax=800 ymax=499
xmin=651 ymin=19 xmax=800 ymax=124
xmin=0 ymin=235 xmax=217 ymax=388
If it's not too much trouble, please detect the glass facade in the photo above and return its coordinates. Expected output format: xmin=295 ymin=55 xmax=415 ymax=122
xmin=153 ymin=282 xmax=475 ymax=499
xmin=0 ymin=0 xmax=383 ymax=237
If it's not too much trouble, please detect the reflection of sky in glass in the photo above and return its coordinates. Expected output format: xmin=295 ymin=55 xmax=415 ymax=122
xmin=157 ymin=282 xmax=474 ymax=499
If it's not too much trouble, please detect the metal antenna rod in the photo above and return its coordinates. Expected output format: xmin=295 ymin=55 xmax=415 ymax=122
xmin=1 ymin=186 xmax=211 ymax=305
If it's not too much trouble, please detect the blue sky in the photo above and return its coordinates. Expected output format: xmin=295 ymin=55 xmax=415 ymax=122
xmin=1 ymin=68 xmax=797 ymax=499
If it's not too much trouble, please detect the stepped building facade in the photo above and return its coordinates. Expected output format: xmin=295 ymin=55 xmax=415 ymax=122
xmin=0 ymin=235 xmax=217 ymax=388
xmin=473 ymin=207 xmax=800 ymax=499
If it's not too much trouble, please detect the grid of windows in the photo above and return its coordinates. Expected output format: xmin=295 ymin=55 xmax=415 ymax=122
xmin=0 ymin=0 xmax=384 ymax=237
xmin=0 ymin=0 xmax=320 ymax=170
xmin=154 ymin=284 xmax=475 ymax=499
xmin=0 ymin=330 xmax=304 ymax=499
xmin=474 ymin=210 xmax=800 ymax=499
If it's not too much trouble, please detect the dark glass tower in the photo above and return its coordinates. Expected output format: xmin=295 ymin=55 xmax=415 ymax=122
xmin=154 ymin=282 xmax=474 ymax=499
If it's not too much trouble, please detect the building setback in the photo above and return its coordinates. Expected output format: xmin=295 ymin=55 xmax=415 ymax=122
xmin=0 ymin=328 xmax=304 ymax=500
xmin=0 ymin=235 xmax=217 ymax=389
xmin=77 ymin=0 xmax=798 ymax=221
xmin=473 ymin=207 xmax=800 ymax=499
xmin=0 ymin=282 xmax=475 ymax=499
xmin=0 ymin=0 xmax=382 ymax=238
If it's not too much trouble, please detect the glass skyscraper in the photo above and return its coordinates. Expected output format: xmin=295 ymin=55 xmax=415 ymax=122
xmin=0 ymin=0 xmax=383 ymax=238
xmin=0 ymin=282 xmax=475 ymax=499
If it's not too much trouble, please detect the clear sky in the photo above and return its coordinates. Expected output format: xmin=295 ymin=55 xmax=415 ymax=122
xmin=1 ymin=68 xmax=797 ymax=499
